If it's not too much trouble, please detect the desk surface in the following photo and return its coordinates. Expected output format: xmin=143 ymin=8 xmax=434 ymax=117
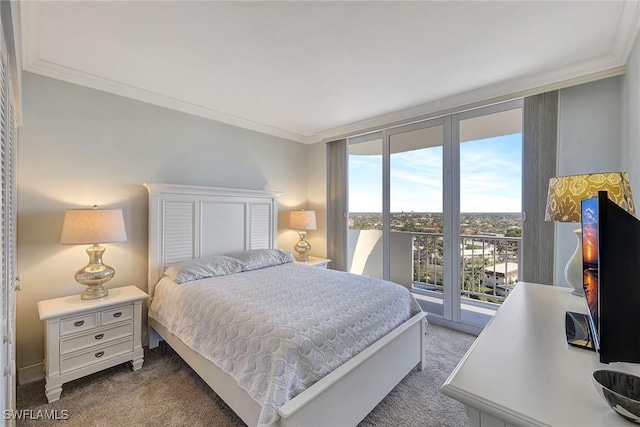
xmin=441 ymin=282 xmax=640 ymax=427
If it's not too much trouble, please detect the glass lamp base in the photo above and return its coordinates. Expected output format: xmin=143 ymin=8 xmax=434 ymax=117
xmin=81 ymin=284 xmax=109 ymax=300
xmin=75 ymin=244 xmax=114 ymax=300
xmin=294 ymin=230 xmax=311 ymax=261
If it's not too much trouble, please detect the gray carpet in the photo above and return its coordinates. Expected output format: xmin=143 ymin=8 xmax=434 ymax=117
xmin=17 ymin=324 xmax=475 ymax=427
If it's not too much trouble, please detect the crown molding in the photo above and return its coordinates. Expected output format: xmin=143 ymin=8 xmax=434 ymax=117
xmin=20 ymin=1 xmax=640 ymax=146
xmin=312 ymin=54 xmax=626 ymax=143
xmin=24 ymin=58 xmax=312 ymax=144
xmin=20 ymin=3 xmax=312 ymax=144
xmin=612 ymin=0 xmax=640 ymax=61
xmin=25 ymin=52 xmax=625 ymax=146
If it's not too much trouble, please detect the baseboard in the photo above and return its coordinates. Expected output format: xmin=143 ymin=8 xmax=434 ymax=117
xmin=18 ymin=362 xmax=44 ymax=385
xmin=426 ymin=314 xmax=483 ymax=336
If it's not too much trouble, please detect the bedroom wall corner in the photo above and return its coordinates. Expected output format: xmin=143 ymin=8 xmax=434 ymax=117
xmin=621 ymin=30 xmax=640 ymax=211
xmin=16 ymin=72 xmax=309 ymax=382
xmin=554 ymin=76 xmax=623 ymax=288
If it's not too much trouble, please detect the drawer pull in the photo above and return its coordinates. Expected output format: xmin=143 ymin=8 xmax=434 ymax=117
xmin=94 ymin=334 xmax=104 ymax=340
xmin=113 ymin=312 xmax=122 ymax=318
xmin=74 ymin=321 xmax=84 ymax=327
xmin=95 ymin=351 xmax=104 ymax=358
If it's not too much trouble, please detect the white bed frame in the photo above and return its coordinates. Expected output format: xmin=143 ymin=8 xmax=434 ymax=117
xmin=144 ymin=183 xmax=427 ymax=427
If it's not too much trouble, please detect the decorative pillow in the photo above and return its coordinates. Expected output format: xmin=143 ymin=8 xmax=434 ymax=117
xmin=164 ymin=255 xmax=247 ymax=284
xmin=227 ymin=249 xmax=294 ymax=271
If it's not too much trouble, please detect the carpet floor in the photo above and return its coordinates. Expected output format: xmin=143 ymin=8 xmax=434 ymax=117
xmin=17 ymin=324 xmax=475 ymax=427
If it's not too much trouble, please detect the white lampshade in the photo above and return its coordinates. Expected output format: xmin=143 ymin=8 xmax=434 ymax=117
xmin=61 ymin=208 xmax=127 ymax=244
xmin=60 ymin=206 xmax=127 ymax=300
xmin=288 ymin=210 xmax=317 ymax=231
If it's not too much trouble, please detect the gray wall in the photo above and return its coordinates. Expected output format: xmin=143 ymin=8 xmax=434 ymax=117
xmin=16 ymin=73 xmax=309 ymax=381
xmin=622 ymin=32 xmax=640 ymax=208
xmin=307 ymin=77 xmax=627 ymax=290
xmin=306 ymin=141 xmax=327 ymax=257
xmin=554 ymin=76 xmax=623 ymax=287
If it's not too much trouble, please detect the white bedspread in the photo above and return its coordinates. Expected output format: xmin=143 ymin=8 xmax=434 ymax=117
xmin=149 ymin=262 xmax=422 ymax=427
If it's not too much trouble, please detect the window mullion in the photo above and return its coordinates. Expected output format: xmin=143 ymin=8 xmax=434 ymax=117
xmin=382 ymin=129 xmax=390 ymax=281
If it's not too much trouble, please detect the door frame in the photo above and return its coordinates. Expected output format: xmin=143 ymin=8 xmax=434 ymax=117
xmin=347 ymin=99 xmax=524 ymax=332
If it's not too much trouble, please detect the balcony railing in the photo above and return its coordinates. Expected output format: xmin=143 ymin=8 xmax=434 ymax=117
xmin=411 ymin=232 xmax=522 ymax=304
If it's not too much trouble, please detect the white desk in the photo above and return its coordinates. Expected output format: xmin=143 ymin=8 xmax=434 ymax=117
xmin=441 ymin=282 xmax=640 ymax=427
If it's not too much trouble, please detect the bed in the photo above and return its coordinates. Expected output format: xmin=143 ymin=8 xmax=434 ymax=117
xmin=144 ymin=183 xmax=428 ymax=427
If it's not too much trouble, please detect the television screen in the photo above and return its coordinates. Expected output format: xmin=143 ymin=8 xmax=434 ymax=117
xmin=581 ymin=190 xmax=640 ymax=364
xmin=581 ymin=196 xmax=600 ymax=351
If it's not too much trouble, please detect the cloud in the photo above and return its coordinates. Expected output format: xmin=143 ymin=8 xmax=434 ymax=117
xmin=348 ymin=133 xmax=522 ymax=213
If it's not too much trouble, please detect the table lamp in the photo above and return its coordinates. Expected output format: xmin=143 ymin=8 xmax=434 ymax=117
xmin=60 ymin=206 xmax=127 ymax=299
xmin=288 ymin=210 xmax=317 ymax=261
xmin=545 ymin=172 xmax=634 ymax=296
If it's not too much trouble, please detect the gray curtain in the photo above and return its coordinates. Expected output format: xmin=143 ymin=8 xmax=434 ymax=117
xmin=326 ymin=139 xmax=348 ymax=271
xmin=521 ymin=91 xmax=558 ymax=285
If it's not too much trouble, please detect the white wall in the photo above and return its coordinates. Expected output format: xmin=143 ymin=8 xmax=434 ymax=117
xmin=554 ymin=76 xmax=623 ymax=288
xmin=622 ymin=32 xmax=640 ymax=206
xmin=306 ymin=141 xmax=327 ymax=258
xmin=16 ymin=73 xmax=310 ymax=381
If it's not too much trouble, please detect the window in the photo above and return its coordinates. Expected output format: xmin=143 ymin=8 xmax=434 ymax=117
xmin=347 ymin=100 xmax=523 ymax=329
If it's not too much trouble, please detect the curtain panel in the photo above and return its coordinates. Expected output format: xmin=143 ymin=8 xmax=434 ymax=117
xmin=521 ymin=91 xmax=558 ymax=285
xmin=326 ymin=139 xmax=348 ymax=271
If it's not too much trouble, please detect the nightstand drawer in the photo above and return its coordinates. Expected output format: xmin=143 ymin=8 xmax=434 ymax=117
xmin=60 ymin=322 xmax=133 ymax=355
xmin=38 ymin=285 xmax=148 ymax=403
xmin=101 ymin=305 xmax=133 ymax=325
xmin=60 ymin=313 xmax=98 ymax=336
xmin=60 ymin=338 xmax=133 ymax=374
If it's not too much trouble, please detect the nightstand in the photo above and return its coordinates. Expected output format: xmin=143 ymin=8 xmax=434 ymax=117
xmin=37 ymin=285 xmax=148 ymax=403
xmin=294 ymin=256 xmax=331 ymax=268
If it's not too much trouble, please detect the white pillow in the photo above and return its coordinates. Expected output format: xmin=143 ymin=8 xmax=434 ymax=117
xmin=164 ymin=255 xmax=247 ymax=284
xmin=227 ymin=249 xmax=294 ymax=271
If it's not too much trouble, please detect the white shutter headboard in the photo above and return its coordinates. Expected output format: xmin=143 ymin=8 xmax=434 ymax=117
xmin=144 ymin=183 xmax=281 ymax=297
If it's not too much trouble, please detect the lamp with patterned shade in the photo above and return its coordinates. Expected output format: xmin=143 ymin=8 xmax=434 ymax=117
xmin=545 ymin=172 xmax=635 ymax=296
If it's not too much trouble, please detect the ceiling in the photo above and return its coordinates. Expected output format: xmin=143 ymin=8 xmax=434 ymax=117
xmin=20 ymin=1 xmax=640 ymax=144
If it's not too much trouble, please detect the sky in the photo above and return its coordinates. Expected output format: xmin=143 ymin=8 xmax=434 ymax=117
xmin=348 ymin=133 xmax=522 ymax=213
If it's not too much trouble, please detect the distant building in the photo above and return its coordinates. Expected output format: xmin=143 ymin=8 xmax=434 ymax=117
xmin=482 ymin=262 xmax=518 ymax=296
xmin=460 ymin=240 xmax=495 ymax=259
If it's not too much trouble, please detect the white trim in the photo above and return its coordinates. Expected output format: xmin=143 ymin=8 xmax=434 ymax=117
xmin=18 ymin=1 xmax=37 ymax=72
xmin=20 ymin=0 xmax=308 ymax=143
xmin=17 ymin=362 xmax=43 ymax=385
xmin=315 ymin=56 xmax=625 ymax=144
xmin=24 ymin=58 xmax=310 ymax=143
xmin=1 ymin=1 xmax=22 ymax=126
xmin=612 ymin=0 xmax=640 ymax=61
xmin=446 ymin=114 xmax=459 ymax=323
xmin=382 ymin=129 xmax=390 ymax=280
xmin=143 ymin=183 xmax=281 ymax=199
xmin=426 ymin=314 xmax=482 ymax=337
xmin=20 ymin=0 xmax=639 ymax=146
xmin=23 ymin=55 xmax=625 ymax=146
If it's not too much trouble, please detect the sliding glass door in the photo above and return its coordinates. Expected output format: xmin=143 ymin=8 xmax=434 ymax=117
xmin=388 ymin=119 xmax=448 ymax=317
xmin=347 ymin=100 xmax=523 ymax=329
xmin=456 ymin=104 xmax=523 ymax=326
xmin=348 ymin=137 xmax=383 ymax=279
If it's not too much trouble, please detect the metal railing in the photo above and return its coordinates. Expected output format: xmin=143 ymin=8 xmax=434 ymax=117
xmin=411 ymin=232 xmax=522 ymax=304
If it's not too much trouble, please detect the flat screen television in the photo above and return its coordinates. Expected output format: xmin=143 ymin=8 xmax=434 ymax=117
xmin=581 ymin=190 xmax=640 ymax=364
